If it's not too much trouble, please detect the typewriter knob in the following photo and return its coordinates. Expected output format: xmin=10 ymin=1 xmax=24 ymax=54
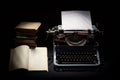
xmin=57 ymin=33 xmax=65 ymax=38
xmin=56 ymin=30 xmax=65 ymax=38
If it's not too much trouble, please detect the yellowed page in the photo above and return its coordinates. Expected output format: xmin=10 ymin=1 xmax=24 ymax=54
xmin=28 ymin=47 xmax=48 ymax=71
xmin=9 ymin=45 xmax=29 ymax=71
xmin=16 ymin=22 xmax=41 ymax=30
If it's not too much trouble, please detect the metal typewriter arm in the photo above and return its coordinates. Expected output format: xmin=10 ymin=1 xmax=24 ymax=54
xmin=46 ymin=24 xmax=103 ymax=34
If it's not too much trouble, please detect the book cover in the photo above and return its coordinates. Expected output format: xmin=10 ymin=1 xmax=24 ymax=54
xmin=15 ymin=22 xmax=42 ymax=36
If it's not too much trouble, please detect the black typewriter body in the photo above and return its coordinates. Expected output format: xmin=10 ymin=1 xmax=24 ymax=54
xmin=53 ymin=30 xmax=101 ymax=71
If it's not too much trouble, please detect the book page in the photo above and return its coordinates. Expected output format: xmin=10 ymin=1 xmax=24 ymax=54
xmin=28 ymin=47 xmax=48 ymax=71
xmin=9 ymin=45 xmax=29 ymax=71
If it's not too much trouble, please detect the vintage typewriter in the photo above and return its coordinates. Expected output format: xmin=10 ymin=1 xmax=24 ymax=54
xmin=47 ymin=10 xmax=101 ymax=71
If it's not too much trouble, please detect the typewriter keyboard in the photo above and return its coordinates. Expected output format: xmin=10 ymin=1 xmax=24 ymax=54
xmin=54 ymin=45 xmax=100 ymax=66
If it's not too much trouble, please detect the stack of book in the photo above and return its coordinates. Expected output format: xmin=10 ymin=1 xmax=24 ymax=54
xmin=14 ymin=22 xmax=41 ymax=47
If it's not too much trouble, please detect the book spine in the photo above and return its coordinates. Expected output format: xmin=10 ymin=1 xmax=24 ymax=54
xmin=14 ymin=39 xmax=37 ymax=48
xmin=16 ymin=36 xmax=37 ymax=40
xmin=15 ymin=29 xmax=38 ymax=36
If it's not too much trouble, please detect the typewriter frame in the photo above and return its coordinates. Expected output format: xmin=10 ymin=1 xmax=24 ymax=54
xmin=52 ymin=25 xmax=101 ymax=67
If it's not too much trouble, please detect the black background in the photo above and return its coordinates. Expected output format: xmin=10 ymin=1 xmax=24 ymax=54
xmin=0 ymin=0 xmax=115 ymax=80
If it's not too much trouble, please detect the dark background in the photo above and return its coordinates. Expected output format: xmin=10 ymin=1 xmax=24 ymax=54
xmin=0 ymin=0 xmax=114 ymax=80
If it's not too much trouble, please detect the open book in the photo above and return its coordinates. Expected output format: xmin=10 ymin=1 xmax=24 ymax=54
xmin=9 ymin=45 xmax=48 ymax=71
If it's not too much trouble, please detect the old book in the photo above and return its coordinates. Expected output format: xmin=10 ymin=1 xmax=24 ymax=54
xmin=9 ymin=45 xmax=48 ymax=71
xmin=15 ymin=22 xmax=41 ymax=36
xmin=16 ymin=35 xmax=37 ymax=40
xmin=15 ymin=38 xmax=37 ymax=47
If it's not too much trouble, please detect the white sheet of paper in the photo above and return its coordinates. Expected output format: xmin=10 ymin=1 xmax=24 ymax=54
xmin=61 ymin=11 xmax=93 ymax=30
